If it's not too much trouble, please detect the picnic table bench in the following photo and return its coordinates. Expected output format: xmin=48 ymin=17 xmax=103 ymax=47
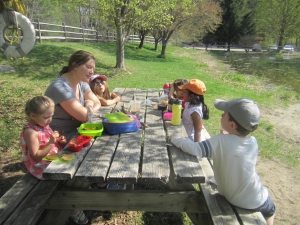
xmin=0 ymin=88 xmax=266 ymax=225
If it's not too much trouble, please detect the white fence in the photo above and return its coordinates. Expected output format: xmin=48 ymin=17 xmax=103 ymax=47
xmin=32 ymin=20 xmax=154 ymax=43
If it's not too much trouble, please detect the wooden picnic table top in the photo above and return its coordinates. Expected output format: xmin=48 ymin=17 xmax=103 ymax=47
xmin=43 ymin=88 xmax=206 ymax=186
xmin=39 ymin=88 xmax=213 ymax=225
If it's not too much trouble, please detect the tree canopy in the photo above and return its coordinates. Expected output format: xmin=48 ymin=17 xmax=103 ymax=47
xmin=255 ymin=0 xmax=300 ymax=48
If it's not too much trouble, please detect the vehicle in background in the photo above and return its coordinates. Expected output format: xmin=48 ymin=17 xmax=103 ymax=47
xmin=283 ymin=44 xmax=294 ymax=52
xmin=252 ymin=43 xmax=262 ymax=52
xmin=269 ymin=44 xmax=278 ymax=51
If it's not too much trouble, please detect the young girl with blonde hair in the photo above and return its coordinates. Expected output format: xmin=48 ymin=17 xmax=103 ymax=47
xmin=20 ymin=96 xmax=66 ymax=180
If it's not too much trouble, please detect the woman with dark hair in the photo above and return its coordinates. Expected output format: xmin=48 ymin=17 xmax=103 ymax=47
xmin=45 ymin=50 xmax=101 ymax=141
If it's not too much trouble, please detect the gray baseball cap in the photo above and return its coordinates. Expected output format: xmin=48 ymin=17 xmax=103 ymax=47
xmin=214 ymin=98 xmax=260 ymax=131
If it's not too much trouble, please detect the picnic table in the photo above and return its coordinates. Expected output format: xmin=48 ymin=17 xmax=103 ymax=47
xmin=0 ymin=88 xmax=266 ymax=225
xmin=38 ymin=88 xmax=210 ymax=225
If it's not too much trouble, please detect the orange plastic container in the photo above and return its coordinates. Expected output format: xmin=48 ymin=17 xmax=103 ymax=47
xmin=67 ymin=135 xmax=92 ymax=152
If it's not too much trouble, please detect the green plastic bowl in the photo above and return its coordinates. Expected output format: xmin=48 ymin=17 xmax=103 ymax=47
xmin=104 ymin=112 xmax=133 ymax=123
xmin=78 ymin=122 xmax=104 ymax=137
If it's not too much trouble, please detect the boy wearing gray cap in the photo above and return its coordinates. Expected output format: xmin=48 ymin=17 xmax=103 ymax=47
xmin=171 ymin=98 xmax=275 ymax=225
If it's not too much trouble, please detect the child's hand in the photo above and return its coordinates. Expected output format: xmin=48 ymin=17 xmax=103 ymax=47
xmin=52 ymin=131 xmax=60 ymax=138
xmin=53 ymin=131 xmax=67 ymax=145
xmin=52 ymin=131 xmax=67 ymax=145
xmin=220 ymin=129 xmax=229 ymax=134
xmin=57 ymin=135 xmax=67 ymax=145
xmin=48 ymin=134 xmax=56 ymax=145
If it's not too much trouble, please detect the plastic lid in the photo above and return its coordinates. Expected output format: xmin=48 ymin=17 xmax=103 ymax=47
xmin=163 ymin=83 xmax=170 ymax=89
xmin=173 ymin=99 xmax=182 ymax=104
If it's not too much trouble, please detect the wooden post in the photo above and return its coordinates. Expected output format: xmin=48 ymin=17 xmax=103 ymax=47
xmin=96 ymin=31 xmax=99 ymax=42
xmin=37 ymin=19 xmax=42 ymax=43
xmin=62 ymin=22 xmax=67 ymax=41
xmin=82 ymin=27 xmax=85 ymax=42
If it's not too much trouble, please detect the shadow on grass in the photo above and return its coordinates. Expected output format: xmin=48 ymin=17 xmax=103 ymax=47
xmin=209 ymin=50 xmax=300 ymax=93
xmin=84 ymin=42 xmax=176 ymax=63
xmin=4 ymin=43 xmax=113 ymax=81
xmin=1 ymin=41 xmax=175 ymax=82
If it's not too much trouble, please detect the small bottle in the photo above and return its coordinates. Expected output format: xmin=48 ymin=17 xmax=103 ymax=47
xmin=167 ymin=98 xmax=174 ymax=112
xmin=163 ymin=83 xmax=170 ymax=95
xmin=171 ymin=99 xmax=182 ymax=125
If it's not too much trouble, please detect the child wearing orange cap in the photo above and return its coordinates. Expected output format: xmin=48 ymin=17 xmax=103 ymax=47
xmin=181 ymin=79 xmax=209 ymax=142
xmin=90 ymin=74 xmax=121 ymax=106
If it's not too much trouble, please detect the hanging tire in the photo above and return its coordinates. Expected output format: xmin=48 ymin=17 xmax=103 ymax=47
xmin=0 ymin=11 xmax=36 ymax=58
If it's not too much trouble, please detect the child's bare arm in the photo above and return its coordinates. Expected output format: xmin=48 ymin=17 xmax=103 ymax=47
xmin=191 ymin=112 xmax=202 ymax=142
xmin=24 ymin=129 xmax=53 ymax=161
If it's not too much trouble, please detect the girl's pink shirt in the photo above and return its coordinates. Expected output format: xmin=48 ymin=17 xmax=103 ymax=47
xmin=20 ymin=123 xmax=59 ymax=180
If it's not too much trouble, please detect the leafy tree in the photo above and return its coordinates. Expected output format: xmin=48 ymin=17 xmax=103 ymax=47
xmin=255 ymin=0 xmax=300 ymax=49
xmin=134 ymin=0 xmax=173 ymax=49
xmin=95 ymin=0 xmax=149 ymax=70
xmin=213 ymin=0 xmax=256 ymax=51
xmin=158 ymin=0 xmax=221 ymax=58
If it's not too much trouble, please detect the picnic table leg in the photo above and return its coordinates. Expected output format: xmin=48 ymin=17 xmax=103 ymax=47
xmin=168 ymin=173 xmax=211 ymax=225
xmin=39 ymin=178 xmax=91 ymax=225
xmin=37 ymin=210 xmax=73 ymax=225
xmin=186 ymin=212 xmax=213 ymax=225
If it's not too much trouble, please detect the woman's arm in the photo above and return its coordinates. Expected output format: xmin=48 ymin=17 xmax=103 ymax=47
xmin=84 ymin=90 xmax=101 ymax=112
xmin=191 ymin=111 xmax=203 ymax=142
xmin=60 ymin=98 xmax=92 ymax=122
xmin=60 ymin=89 xmax=101 ymax=122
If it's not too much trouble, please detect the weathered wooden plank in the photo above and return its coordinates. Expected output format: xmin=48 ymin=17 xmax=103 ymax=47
xmin=3 ymin=180 xmax=60 ymax=225
xmin=75 ymin=135 xmax=119 ymax=182
xmin=120 ymin=88 xmax=136 ymax=103
xmin=107 ymin=131 xmax=142 ymax=184
xmin=46 ymin=190 xmax=208 ymax=213
xmin=112 ymin=88 xmax=125 ymax=96
xmin=235 ymin=208 xmax=266 ymax=225
xmin=166 ymin=123 xmax=205 ymax=183
xmin=43 ymin=143 xmax=93 ymax=180
xmin=141 ymin=89 xmax=170 ymax=183
xmin=0 ymin=174 xmax=39 ymax=224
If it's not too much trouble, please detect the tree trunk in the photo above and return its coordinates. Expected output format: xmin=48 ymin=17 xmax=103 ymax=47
xmin=226 ymin=42 xmax=231 ymax=52
xmin=160 ymin=39 xmax=167 ymax=58
xmin=115 ymin=23 xmax=125 ymax=70
xmin=154 ymin=39 xmax=159 ymax=51
xmin=138 ymin=34 xmax=145 ymax=49
xmin=278 ymin=33 xmax=284 ymax=50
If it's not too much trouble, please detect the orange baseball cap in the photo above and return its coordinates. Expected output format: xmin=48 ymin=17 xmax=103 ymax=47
xmin=182 ymin=79 xmax=206 ymax=95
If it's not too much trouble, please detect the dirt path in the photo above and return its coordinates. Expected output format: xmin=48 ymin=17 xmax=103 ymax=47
xmin=257 ymin=159 xmax=299 ymax=225
xmin=199 ymin=51 xmax=300 ymax=225
xmin=262 ymin=103 xmax=300 ymax=144
xmin=258 ymin=104 xmax=300 ymax=225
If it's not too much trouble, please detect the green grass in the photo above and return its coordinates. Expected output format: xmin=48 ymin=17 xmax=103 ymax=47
xmin=0 ymin=41 xmax=299 ymax=169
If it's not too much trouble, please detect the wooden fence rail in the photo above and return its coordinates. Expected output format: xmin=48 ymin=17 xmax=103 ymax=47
xmin=32 ymin=20 xmax=154 ymax=44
